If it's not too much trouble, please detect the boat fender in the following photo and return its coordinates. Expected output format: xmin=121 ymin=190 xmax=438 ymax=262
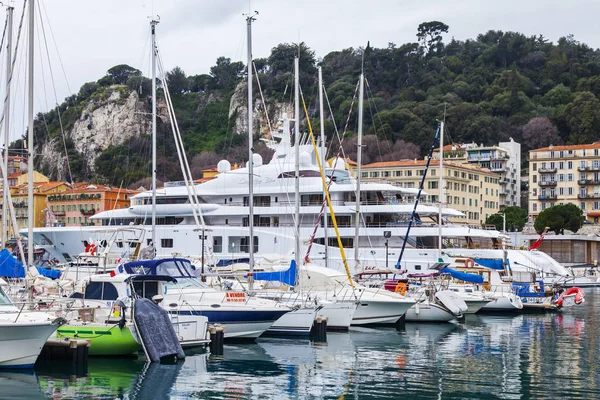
xmin=394 ymin=282 xmax=407 ymax=295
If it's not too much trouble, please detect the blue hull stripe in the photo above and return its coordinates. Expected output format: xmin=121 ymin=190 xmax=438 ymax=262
xmin=169 ymin=309 xmax=289 ymax=323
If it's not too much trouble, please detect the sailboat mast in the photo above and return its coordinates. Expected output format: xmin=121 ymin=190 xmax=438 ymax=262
xmin=247 ymin=14 xmax=255 ymax=292
xmin=318 ymin=66 xmax=328 ymax=269
xmin=354 ymin=73 xmax=364 ymax=266
xmin=27 ymin=0 xmax=34 ymax=271
xmin=2 ymin=5 xmax=13 ymax=246
xmin=438 ymin=120 xmax=444 ymax=260
xmin=150 ymin=19 xmax=158 ymax=252
xmin=294 ymin=56 xmax=300 ymax=269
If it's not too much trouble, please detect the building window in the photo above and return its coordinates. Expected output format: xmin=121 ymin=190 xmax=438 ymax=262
xmin=395 ymin=171 xmax=402 ymax=177
xmin=532 ymin=203 xmax=537 ymax=211
xmin=568 ymin=161 xmax=573 ymax=169
xmin=161 ymin=238 xmax=174 ymax=248
xmin=581 ymin=202 xmax=586 ymax=210
xmin=213 ymin=237 xmax=222 ymax=253
xmin=568 ymin=187 xmax=574 ymax=195
xmin=533 ymin=175 xmax=537 ymax=183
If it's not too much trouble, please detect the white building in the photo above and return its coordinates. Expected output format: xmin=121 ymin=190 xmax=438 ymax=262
xmin=435 ymin=138 xmax=521 ymax=208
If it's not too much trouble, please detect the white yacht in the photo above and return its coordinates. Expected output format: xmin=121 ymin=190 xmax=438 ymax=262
xmin=0 ymin=279 xmax=64 ymax=368
xmin=25 ymin=117 xmax=567 ymax=280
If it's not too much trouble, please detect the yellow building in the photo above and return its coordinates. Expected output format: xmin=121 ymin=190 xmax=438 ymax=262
xmin=361 ymin=159 xmax=501 ymax=226
xmin=529 ymin=142 xmax=600 ymax=222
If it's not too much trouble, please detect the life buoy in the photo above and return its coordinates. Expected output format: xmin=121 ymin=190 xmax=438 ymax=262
xmin=85 ymin=243 xmax=97 ymax=256
xmin=394 ymin=282 xmax=407 ymax=295
xmin=464 ymin=258 xmax=475 ymax=268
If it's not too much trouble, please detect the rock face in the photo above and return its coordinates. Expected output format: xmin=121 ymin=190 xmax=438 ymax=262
xmin=70 ymin=87 xmax=150 ymax=167
xmin=229 ymin=81 xmax=295 ymax=137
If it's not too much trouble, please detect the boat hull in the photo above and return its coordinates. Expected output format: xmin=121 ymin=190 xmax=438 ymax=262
xmin=0 ymin=321 xmax=59 ymax=368
xmin=55 ymin=324 xmax=141 ymax=356
xmin=464 ymin=299 xmax=492 ymax=314
xmin=480 ymin=295 xmax=522 ymax=311
xmin=318 ymin=301 xmax=357 ymax=331
xmin=405 ymin=302 xmax=457 ymax=322
xmin=263 ymin=307 xmax=316 ymax=337
xmin=351 ymin=297 xmax=414 ymax=325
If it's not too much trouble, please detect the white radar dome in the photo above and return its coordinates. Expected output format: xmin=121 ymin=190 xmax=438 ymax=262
xmin=217 ymin=160 xmax=231 ymax=173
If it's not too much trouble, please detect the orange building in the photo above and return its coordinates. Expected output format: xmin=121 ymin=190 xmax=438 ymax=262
xmin=46 ymin=184 xmax=138 ymax=227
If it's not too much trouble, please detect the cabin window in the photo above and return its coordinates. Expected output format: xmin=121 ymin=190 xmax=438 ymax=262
xmin=240 ymin=236 xmax=258 ymax=253
xmin=414 ymin=265 xmax=422 ymax=270
xmin=84 ymin=282 xmax=119 ymax=300
xmin=161 ymin=239 xmax=174 ymax=248
xmin=213 ymin=236 xmax=223 ymax=253
xmin=133 ymin=281 xmax=159 ymax=299
xmin=254 ymin=196 xmax=271 ymax=206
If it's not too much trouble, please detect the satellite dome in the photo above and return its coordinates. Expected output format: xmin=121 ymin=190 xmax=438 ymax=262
xmin=217 ymin=160 xmax=231 ymax=173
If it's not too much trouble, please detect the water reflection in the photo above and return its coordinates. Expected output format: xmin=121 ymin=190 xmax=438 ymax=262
xmin=27 ymin=289 xmax=600 ymax=399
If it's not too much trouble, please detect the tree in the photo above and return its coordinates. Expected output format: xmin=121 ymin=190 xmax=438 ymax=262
xmin=166 ymin=66 xmax=189 ymax=94
xmin=565 ymin=91 xmax=600 ymax=144
xmin=416 ymin=21 xmax=449 ymax=54
xmin=521 ymin=117 xmax=561 ymax=150
xmin=485 ymin=206 xmax=528 ymax=231
xmin=190 ymin=151 xmax=220 ymax=177
xmin=106 ymin=64 xmax=141 ymax=85
xmin=210 ymin=57 xmax=244 ymax=91
xmin=534 ymin=204 xmax=584 ymax=234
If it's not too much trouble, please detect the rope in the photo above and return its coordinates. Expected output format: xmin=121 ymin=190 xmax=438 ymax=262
xmin=303 ymin=79 xmax=360 ymax=262
xmin=300 ymin=87 xmax=354 ymax=289
xmin=37 ymin=2 xmax=73 ymax=182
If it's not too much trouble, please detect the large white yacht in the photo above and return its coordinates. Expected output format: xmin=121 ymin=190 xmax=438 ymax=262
xmin=25 ymin=117 xmax=567 ymax=278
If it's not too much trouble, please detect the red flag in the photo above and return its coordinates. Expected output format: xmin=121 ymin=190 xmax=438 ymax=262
xmin=529 ymin=233 xmax=545 ymax=251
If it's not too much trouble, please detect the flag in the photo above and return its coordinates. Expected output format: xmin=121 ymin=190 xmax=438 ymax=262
xmin=109 ymin=263 xmax=126 ymax=277
xmin=529 ymin=232 xmax=545 ymax=251
xmin=116 ymin=251 xmax=127 ymax=264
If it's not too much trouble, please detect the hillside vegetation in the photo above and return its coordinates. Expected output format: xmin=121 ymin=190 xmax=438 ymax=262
xmin=20 ymin=21 xmax=600 ymax=187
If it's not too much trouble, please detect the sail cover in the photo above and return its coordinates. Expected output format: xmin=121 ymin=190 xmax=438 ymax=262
xmin=440 ymin=267 xmax=483 ymax=284
xmin=250 ymin=260 xmax=297 ymax=286
xmin=0 ymin=249 xmax=25 ymax=278
xmin=472 ymin=258 xmax=509 ymax=271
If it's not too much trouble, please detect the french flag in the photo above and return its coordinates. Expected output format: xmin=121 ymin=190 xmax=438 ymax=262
xmin=109 ymin=263 xmax=126 ymax=277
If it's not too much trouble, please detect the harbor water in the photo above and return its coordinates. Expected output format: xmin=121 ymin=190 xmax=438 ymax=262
xmin=3 ymin=288 xmax=599 ymax=399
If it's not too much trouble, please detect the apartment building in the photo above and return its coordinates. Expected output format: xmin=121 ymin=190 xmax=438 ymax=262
xmin=46 ymin=184 xmax=138 ymax=227
xmin=434 ymin=138 xmax=521 ymax=208
xmin=361 ymin=159 xmax=501 ymax=226
xmin=529 ymin=142 xmax=600 ymax=222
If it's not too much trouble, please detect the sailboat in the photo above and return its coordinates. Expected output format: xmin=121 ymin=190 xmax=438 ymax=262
xmin=0 ymin=1 xmax=64 ymax=368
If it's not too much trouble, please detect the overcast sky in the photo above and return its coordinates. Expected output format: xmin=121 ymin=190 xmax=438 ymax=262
xmin=1 ymin=0 xmax=599 ymax=142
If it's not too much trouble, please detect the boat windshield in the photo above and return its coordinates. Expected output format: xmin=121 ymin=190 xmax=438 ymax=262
xmin=0 ymin=287 xmax=12 ymax=305
xmin=164 ymin=278 xmax=210 ymax=291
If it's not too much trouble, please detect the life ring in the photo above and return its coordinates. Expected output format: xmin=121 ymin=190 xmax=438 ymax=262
xmin=85 ymin=243 xmax=97 ymax=256
xmin=394 ymin=282 xmax=407 ymax=295
xmin=464 ymin=258 xmax=475 ymax=268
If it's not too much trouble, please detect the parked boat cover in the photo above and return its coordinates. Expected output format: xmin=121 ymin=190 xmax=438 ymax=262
xmin=0 ymin=249 xmax=25 ymax=278
xmin=133 ymin=298 xmax=185 ymax=362
xmin=472 ymin=258 xmax=509 ymax=271
xmin=440 ymin=267 xmax=483 ymax=284
xmin=251 ymin=260 xmax=297 ymax=286
xmin=435 ymin=290 xmax=469 ymax=315
xmin=35 ymin=267 xmax=61 ymax=279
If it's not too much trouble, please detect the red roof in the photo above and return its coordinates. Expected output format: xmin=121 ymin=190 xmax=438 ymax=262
xmin=531 ymin=142 xmax=600 ymax=152
xmin=362 ymin=159 xmax=495 ymax=174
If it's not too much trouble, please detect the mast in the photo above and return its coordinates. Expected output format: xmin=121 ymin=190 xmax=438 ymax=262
xmin=354 ymin=72 xmax=364 ymax=267
xmin=150 ymin=19 xmax=158 ymax=254
xmin=318 ymin=66 xmax=328 ymax=269
xmin=246 ymin=12 xmax=256 ymax=292
xmin=2 ymin=5 xmax=13 ymax=246
xmin=294 ymin=56 xmax=300 ymax=270
xmin=27 ymin=0 xmax=34 ymax=272
xmin=438 ymin=120 xmax=444 ymax=261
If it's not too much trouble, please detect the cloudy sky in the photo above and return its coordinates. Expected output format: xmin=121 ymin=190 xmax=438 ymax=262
xmin=0 ymin=0 xmax=598 ymax=141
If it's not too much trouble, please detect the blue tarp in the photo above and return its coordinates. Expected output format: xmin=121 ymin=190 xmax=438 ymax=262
xmin=35 ymin=267 xmax=61 ymax=279
xmin=0 ymin=249 xmax=25 ymax=278
xmin=250 ymin=260 xmax=297 ymax=286
xmin=472 ymin=258 xmax=510 ymax=271
xmin=440 ymin=267 xmax=484 ymax=284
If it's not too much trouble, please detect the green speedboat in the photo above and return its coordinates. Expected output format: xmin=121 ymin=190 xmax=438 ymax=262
xmin=56 ymin=323 xmax=141 ymax=356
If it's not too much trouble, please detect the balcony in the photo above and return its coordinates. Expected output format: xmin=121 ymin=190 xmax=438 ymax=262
xmin=539 ymin=181 xmax=557 ymax=187
xmin=80 ymin=208 xmax=96 ymax=216
xmin=578 ymin=178 xmax=600 ymax=185
xmin=538 ymin=167 xmax=557 ymax=173
xmin=489 ymin=165 xmax=506 ymax=172
xmin=538 ymin=194 xmax=557 ymax=201
xmin=577 ymin=166 xmax=600 ymax=172
xmin=578 ymin=193 xmax=600 ymax=199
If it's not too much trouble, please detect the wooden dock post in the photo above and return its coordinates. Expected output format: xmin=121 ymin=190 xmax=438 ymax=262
xmin=209 ymin=325 xmax=225 ymax=355
xmin=310 ymin=317 xmax=328 ymax=342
